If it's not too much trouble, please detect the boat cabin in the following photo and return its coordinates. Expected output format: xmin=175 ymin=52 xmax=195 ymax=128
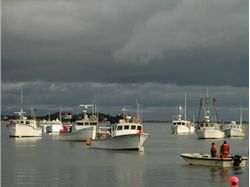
xmin=75 ymin=120 xmax=98 ymax=126
xmin=111 ymin=122 xmax=143 ymax=137
xmin=197 ymin=122 xmax=222 ymax=130
xmin=75 ymin=114 xmax=98 ymax=126
xmin=10 ymin=119 xmax=37 ymax=125
xmin=226 ymin=121 xmax=243 ymax=129
xmin=173 ymin=121 xmax=189 ymax=126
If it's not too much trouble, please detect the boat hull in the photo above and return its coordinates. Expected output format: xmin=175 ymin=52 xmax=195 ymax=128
xmin=57 ymin=126 xmax=95 ymax=141
xmin=224 ymin=128 xmax=245 ymax=137
xmin=46 ymin=124 xmax=63 ymax=134
xmin=89 ymin=133 xmax=150 ymax=151
xmin=195 ymin=129 xmax=225 ymax=139
xmin=171 ymin=125 xmax=195 ymax=134
xmin=180 ymin=153 xmax=248 ymax=167
xmin=8 ymin=124 xmax=42 ymax=137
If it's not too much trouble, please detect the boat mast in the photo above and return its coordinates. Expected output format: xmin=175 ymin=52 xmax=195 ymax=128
xmin=184 ymin=93 xmax=187 ymax=122
xmin=121 ymin=106 xmax=128 ymax=119
xmin=18 ymin=89 xmax=25 ymax=120
xmin=136 ymin=99 xmax=141 ymax=123
xmin=240 ymin=103 xmax=242 ymax=125
xmin=59 ymin=107 xmax=62 ymax=121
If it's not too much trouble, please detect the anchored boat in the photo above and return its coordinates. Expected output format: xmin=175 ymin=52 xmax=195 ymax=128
xmin=224 ymin=121 xmax=245 ymax=137
xmin=224 ymin=106 xmax=245 ymax=137
xmin=87 ymin=106 xmax=150 ymax=151
xmin=171 ymin=93 xmax=195 ymax=134
xmin=57 ymin=104 xmax=98 ymax=141
xmin=195 ymin=96 xmax=224 ymax=139
xmin=7 ymin=90 xmax=42 ymax=138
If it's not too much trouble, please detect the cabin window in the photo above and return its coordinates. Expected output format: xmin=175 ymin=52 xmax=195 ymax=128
xmin=205 ymin=124 xmax=208 ymax=127
xmin=76 ymin=122 xmax=84 ymax=126
xmin=137 ymin=126 xmax=142 ymax=130
xmin=90 ymin=122 xmax=97 ymax=126
xmin=20 ymin=121 xmax=24 ymax=124
xmin=131 ymin=125 xmax=136 ymax=129
xmin=182 ymin=123 xmax=185 ymax=125
xmin=124 ymin=125 xmax=129 ymax=130
xmin=26 ymin=121 xmax=30 ymax=124
xmin=117 ymin=126 xmax=123 ymax=130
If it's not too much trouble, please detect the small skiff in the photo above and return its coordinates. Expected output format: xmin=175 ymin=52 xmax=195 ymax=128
xmin=180 ymin=153 xmax=248 ymax=167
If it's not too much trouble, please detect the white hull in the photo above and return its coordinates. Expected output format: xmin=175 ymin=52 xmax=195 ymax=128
xmin=171 ymin=124 xmax=195 ymax=134
xmin=46 ymin=124 xmax=63 ymax=134
xmin=224 ymin=128 xmax=245 ymax=137
xmin=8 ymin=124 xmax=42 ymax=137
xmin=57 ymin=126 xmax=96 ymax=141
xmin=195 ymin=128 xmax=225 ymax=139
xmin=90 ymin=133 xmax=150 ymax=151
xmin=181 ymin=153 xmax=248 ymax=167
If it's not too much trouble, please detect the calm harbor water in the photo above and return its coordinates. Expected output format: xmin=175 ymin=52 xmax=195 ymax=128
xmin=2 ymin=122 xmax=249 ymax=187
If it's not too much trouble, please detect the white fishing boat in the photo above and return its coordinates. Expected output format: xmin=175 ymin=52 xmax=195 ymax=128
xmin=44 ymin=109 xmax=64 ymax=134
xmin=195 ymin=95 xmax=224 ymax=139
xmin=224 ymin=121 xmax=245 ymax=137
xmin=180 ymin=153 xmax=248 ymax=168
xmin=39 ymin=120 xmax=49 ymax=132
xmin=56 ymin=124 xmax=96 ymax=141
xmin=57 ymin=104 xmax=98 ymax=141
xmin=224 ymin=106 xmax=245 ymax=137
xmin=7 ymin=90 xmax=42 ymax=137
xmin=87 ymin=106 xmax=150 ymax=151
xmin=45 ymin=119 xmax=63 ymax=134
xmin=171 ymin=94 xmax=195 ymax=134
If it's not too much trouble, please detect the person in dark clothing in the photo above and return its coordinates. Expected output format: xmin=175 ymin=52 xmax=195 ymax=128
xmin=210 ymin=142 xmax=217 ymax=157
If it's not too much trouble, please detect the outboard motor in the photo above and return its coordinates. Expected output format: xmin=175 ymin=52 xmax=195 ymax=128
xmin=233 ymin=155 xmax=242 ymax=167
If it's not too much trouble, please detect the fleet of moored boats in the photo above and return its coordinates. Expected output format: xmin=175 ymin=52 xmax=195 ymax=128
xmin=5 ymin=91 xmax=248 ymax=168
xmin=171 ymin=94 xmax=245 ymax=139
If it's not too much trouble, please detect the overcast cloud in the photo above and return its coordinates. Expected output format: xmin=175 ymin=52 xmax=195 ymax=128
xmin=2 ymin=0 xmax=249 ymax=121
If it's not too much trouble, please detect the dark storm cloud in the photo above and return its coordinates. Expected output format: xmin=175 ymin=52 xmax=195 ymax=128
xmin=2 ymin=0 xmax=248 ymax=121
xmin=2 ymin=0 xmax=248 ymax=86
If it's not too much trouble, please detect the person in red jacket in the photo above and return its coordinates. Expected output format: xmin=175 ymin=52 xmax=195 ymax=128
xmin=220 ymin=140 xmax=230 ymax=158
xmin=210 ymin=142 xmax=217 ymax=157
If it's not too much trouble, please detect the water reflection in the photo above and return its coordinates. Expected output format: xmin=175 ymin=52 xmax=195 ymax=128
xmin=14 ymin=168 xmax=38 ymax=186
xmin=112 ymin=151 xmax=145 ymax=187
xmin=210 ymin=166 xmax=246 ymax=185
xmin=232 ymin=166 xmax=245 ymax=175
xmin=14 ymin=137 xmax=42 ymax=146
xmin=220 ymin=168 xmax=229 ymax=184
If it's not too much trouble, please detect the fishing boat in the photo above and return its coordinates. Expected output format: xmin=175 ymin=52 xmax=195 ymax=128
xmin=180 ymin=153 xmax=248 ymax=167
xmin=56 ymin=124 xmax=96 ymax=141
xmin=44 ymin=109 xmax=64 ymax=134
xmin=224 ymin=121 xmax=245 ymax=137
xmin=7 ymin=90 xmax=42 ymax=137
xmin=57 ymin=104 xmax=98 ymax=141
xmin=171 ymin=94 xmax=195 ymax=134
xmin=224 ymin=106 xmax=245 ymax=137
xmin=87 ymin=106 xmax=150 ymax=151
xmin=45 ymin=119 xmax=63 ymax=134
xmin=195 ymin=95 xmax=224 ymax=139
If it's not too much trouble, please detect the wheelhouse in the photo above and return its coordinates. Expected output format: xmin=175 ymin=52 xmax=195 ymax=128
xmin=10 ymin=119 xmax=36 ymax=125
xmin=112 ymin=123 xmax=143 ymax=136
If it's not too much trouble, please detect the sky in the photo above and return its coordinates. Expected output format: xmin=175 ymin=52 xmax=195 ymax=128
xmin=2 ymin=0 xmax=249 ymax=121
